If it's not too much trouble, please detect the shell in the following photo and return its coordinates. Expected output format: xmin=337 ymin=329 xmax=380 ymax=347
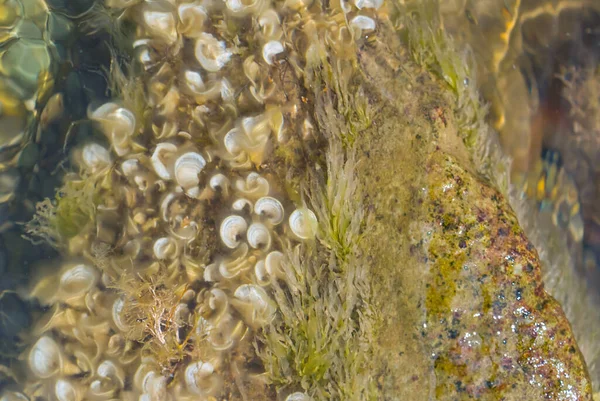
xmin=354 ymin=0 xmax=382 ymax=9
xmin=184 ymin=70 xmax=205 ymax=94
xmin=219 ymin=243 xmax=253 ymax=279
xmin=112 ymin=297 xmax=128 ymax=332
xmin=258 ymin=10 xmax=282 ymax=40
xmin=55 ymin=380 xmax=80 ymax=401
xmin=174 ymin=152 xmax=206 ymax=193
xmin=232 ymin=284 xmax=276 ymax=328
xmin=153 ymin=237 xmax=178 ymax=260
xmin=247 ymin=222 xmax=271 ymax=250
xmin=195 ymin=33 xmax=232 ymax=72
xmin=289 ymin=208 xmax=318 ymax=240
xmin=89 ymin=103 xmax=136 ymax=156
xmin=121 ymin=159 xmax=139 ymax=177
xmin=254 ymin=196 xmax=284 ymax=225
xmin=254 ymin=260 xmax=270 ymax=285
xmin=350 ymin=15 xmax=376 ymax=31
xmin=0 ymin=392 xmax=28 ymax=401
xmin=178 ymin=2 xmax=207 ymax=38
xmin=262 ymin=40 xmax=284 ymax=65
xmin=220 ymin=215 xmax=248 ymax=248
xmin=235 ymin=172 xmax=270 ymax=199
xmin=265 ymin=250 xmax=285 ymax=279
xmin=143 ymin=9 xmax=177 ymax=44
xmin=151 ymin=143 xmax=178 ymax=180
xmin=82 ymin=143 xmax=111 ymax=173
xmin=286 ymin=393 xmax=313 ymax=401
xmin=97 ymin=360 xmax=125 ymax=390
xmin=28 ymin=336 xmax=61 ymax=379
xmin=209 ymin=173 xmax=230 ymax=196
xmin=59 ymin=264 xmax=99 ymax=300
xmin=185 ymin=361 xmax=222 ymax=396
xmin=232 ymin=197 xmax=253 ymax=212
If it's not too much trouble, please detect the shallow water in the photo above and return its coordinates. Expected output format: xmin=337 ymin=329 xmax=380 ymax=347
xmin=0 ymin=0 xmax=598 ymax=399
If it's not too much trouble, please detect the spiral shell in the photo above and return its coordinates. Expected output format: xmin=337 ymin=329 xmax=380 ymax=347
xmin=289 ymin=208 xmax=318 ymax=240
xmin=195 ymin=33 xmax=232 ymax=72
xmin=55 ymin=379 xmax=81 ymax=401
xmin=247 ymin=222 xmax=271 ymax=250
xmin=177 ymin=2 xmax=207 ymax=38
xmin=143 ymin=8 xmax=177 ymax=44
xmin=350 ymin=15 xmax=376 ymax=31
xmin=235 ymin=172 xmax=270 ymax=199
xmin=232 ymin=197 xmax=253 ymax=212
xmin=28 ymin=336 xmax=61 ymax=379
xmin=220 ymin=215 xmax=248 ymax=248
xmin=209 ymin=173 xmax=230 ymax=196
xmin=254 ymin=196 xmax=284 ymax=225
xmin=151 ymin=143 xmax=178 ymax=180
xmin=354 ymin=0 xmax=382 ymax=9
xmin=262 ymin=40 xmax=284 ymax=65
xmin=185 ymin=361 xmax=222 ymax=396
xmin=89 ymin=103 xmax=136 ymax=156
xmin=232 ymin=284 xmax=276 ymax=328
xmin=59 ymin=264 xmax=99 ymax=300
xmin=82 ymin=143 xmax=111 ymax=173
xmin=219 ymin=243 xmax=253 ymax=279
xmin=112 ymin=297 xmax=128 ymax=332
xmin=153 ymin=237 xmax=178 ymax=260
xmin=174 ymin=151 xmax=206 ymax=194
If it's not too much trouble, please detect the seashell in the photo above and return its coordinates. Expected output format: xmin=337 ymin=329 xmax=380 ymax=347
xmin=28 ymin=336 xmax=61 ymax=379
xmin=220 ymin=215 xmax=248 ymax=248
xmin=289 ymin=208 xmax=318 ymax=240
xmin=185 ymin=361 xmax=223 ymax=396
xmin=0 ymin=392 xmax=29 ymax=401
xmin=89 ymin=103 xmax=136 ymax=157
xmin=262 ymin=40 xmax=284 ymax=65
xmin=203 ymin=263 xmax=221 ymax=282
xmin=286 ymin=393 xmax=313 ymax=401
xmin=232 ymin=198 xmax=253 ymax=212
xmin=153 ymin=237 xmax=178 ymax=260
xmin=221 ymin=79 xmax=235 ymax=103
xmin=247 ymin=222 xmax=271 ymax=250
xmin=82 ymin=143 xmax=111 ymax=173
xmin=174 ymin=152 xmax=206 ymax=193
xmin=112 ymin=297 xmax=128 ymax=332
xmin=151 ymin=143 xmax=178 ymax=180
xmin=178 ymin=2 xmax=207 ymax=38
xmin=258 ymin=10 xmax=282 ymax=40
xmin=265 ymin=250 xmax=285 ymax=279
xmin=194 ymin=33 xmax=232 ymax=72
xmin=106 ymin=334 xmax=125 ymax=357
xmin=254 ymin=260 xmax=269 ymax=285
xmin=208 ymin=288 xmax=229 ymax=319
xmin=254 ymin=196 xmax=284 ymax=225
xmin=353 ymin=0 xmax=382 ymax=9
xmin=219 ymin=243 xmax=253 ymax=279
xmin=97 ymin=360 xmax=125 ymax=389
xmin=143 ymin=372 xmax=168 ymax=400
xmin=232 ymin=284 xmax=276 ymax=328
xmin=59 ymin=264 xmax=99 ymax=301
xmin=209 ymin=173 xmax=230 ymax=197
xmin=121 ymin=159 xmax=139 ymax=177
xmin=207 ymin=314 xmax=246 ymax=350
xmin=184 ymin=70 xmax=205 ymax=94
xmin=350 ymin=15 xmax=376 ymax=31
xmin=55 ymin=379 xmax=81 ymax=401
xmin=143 ymin=10 xmax=177 ymax=44
xmin=235 ymin=172 xmax=270 ymax=199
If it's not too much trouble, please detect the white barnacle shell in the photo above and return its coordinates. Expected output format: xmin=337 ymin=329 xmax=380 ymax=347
xmin=59 ymin=264 xmax=99 ymax=304
xmin=28 ymin=336 xmax=61 ymax=379
xmin=55 ymin=379 xmax=81 ymax=401
xmin=219 ymin=243 xmax=252 ymax=279
xmin=220 ymin=215 xmax=248 ymax=248
xmin=289 ymin=208 xmax=318 ymax=240
xmin=262 ymin=40 xmax=284 ymax=65
xmin=174 ymin=152 xmax=206 ymax=195
xmin=286 ymin=393 xmax=313 ymax=401
xmin=235 ymin=172 xmax=270 ymax=199
xmin=350 ymin=15 xmax=376 ymax=31
xmin=247 ymin=222 xmax=271 ymax=250
xmin=82 ymin=143 xmax=111 ymax=173
xmin=232 ymin=197 xmax=253 ymax=212
xmin=254 ymin=196 xmax=284 ymax=225
xmin=194 ymin=33 xmax=232 ymax=72
xmin=185 ymin=361 xmax=222 ymax=396
xmin=209 ymin=173 xmax=230 ymax=196
xmin=112 ymin=297 xmax=128 ymax=332
xmin=153 ymin=237 xmax=178 ymax=260
xmin=177 ymin=2 xmax=207 ymax=38
xmin=232 ymin=284 xmax=276 ymax=328
xmin=354 ymin=0 xmax=382 ymax=9
xmin=151 ymin=143 xmax=178 ymax=180
xmin=143 ymin=9 xmax=177 ymax=44
xmin=184 ymin=70 xmax=205 ymax=94
xmin=97 ymin=360 xmax=125 ymax=390
xmin=89 ymin=103 xmax=136 ymax=156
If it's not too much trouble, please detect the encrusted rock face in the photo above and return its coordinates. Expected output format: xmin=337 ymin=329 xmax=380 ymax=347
xmin=424 ymin=152 xmax=591 ymax=400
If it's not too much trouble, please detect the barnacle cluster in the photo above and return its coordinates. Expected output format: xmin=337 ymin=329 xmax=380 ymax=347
xmin=5 ymin=0 xmax=384 ymax=399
